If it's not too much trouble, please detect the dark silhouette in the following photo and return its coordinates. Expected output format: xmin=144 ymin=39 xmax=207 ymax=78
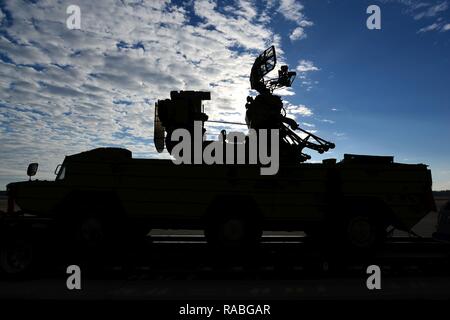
xmin=154 ymin=46 xmax=335 ymax=164
xmin=0 ymin=46 xmax=436 ymax=277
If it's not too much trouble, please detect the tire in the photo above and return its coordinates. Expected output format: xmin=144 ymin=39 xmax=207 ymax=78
xmin=345 ymin=214 xmax=384 ymax=250
xmin=78 ymin=216 xmax=109 ymax=249
xmin=55 ymin=193 xmax=126 ymax=247
xmin=311 ymin=210 xmax=387 ymax=256
xmin=205 ymin=215 xmax=262 ymax=249
xmin=0 ymin=234 xmax=34 ymax=277
xmin=67 ymin=216 xmax=150 ymax=263
xmin=55 ymin=214 xmax=113 ymax=259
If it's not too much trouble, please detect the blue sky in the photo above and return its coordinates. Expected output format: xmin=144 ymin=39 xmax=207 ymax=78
xmin=0 ymin=0 xmax=449 ymax=190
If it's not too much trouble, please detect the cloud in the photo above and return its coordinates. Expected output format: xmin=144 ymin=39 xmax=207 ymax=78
xmin=413 ymin=1 xmax=448 ymax=20
xmin=277 ymin=0 xmax=313 ymax=41
xmin=0 ymin=0 xmax=293 ymax=188
xmin=418 ymin=22 xmax=441 ymax=32
xmin=237 ymin=0 xmax=258 ymax=20
xmin=296 ymin=59 xmax=319 ymax=73
xmin=0 ymin=0 xmax=323 ymax=189
xmin=417 ymin=19 xmax=450 ymax=32
xmin=295 ymin=59 xmax=320 ymax=91
xmin=274 ymin=87 xmax=296 ymax=96
xmin=319 ymin=119 xmax=335 ymax=124
xmin=278 ymin=0 xmax=304 ymax=23
xmin=333 ymin=132 xmax=347 ymax=139
xmin=0 ymin=9 xmax=5 ymax=24
xmin=412 ymin=1 xmax=450 ymax=33
xmin=301 ymin=122 xmax=315 ymax=127
xmin=384 ymin=0 xmax=450 ymax=33
xmin=283 ymin=100 xmax=313 ymax=118
xmin=289 ymin=26 xmax=306 ymax=41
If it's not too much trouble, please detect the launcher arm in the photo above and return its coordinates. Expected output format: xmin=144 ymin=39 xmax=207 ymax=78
xmin=281 ymin=124 xmax=335 ymax=156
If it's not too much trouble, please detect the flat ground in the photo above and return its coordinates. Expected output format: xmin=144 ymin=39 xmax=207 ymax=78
xmin=1 ymin=195 xmax=449 ymax=301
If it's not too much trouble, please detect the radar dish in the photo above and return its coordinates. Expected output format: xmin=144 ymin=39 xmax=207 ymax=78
xmin=154 ymin=102 xmax=165 ymax=153
xmin=250 ymin=45 xmax=277 ymax=93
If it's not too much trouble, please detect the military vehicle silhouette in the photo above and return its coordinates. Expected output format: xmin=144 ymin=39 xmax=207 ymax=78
xmin=1 ymin=46 xmax=436 ymax=275
xmin=154 ymin=46 xmax=335 ymax=163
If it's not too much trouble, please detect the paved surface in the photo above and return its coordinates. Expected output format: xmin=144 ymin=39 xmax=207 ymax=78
xmin=0 ymin=235 xmax=449 ymax=300
xmin=1 ymin=195 xmax=449 ymax=300
xmin=2 ymin=275 xmax=450 ymax=300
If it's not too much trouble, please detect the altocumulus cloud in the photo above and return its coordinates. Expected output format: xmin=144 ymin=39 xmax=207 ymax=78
xmin=381 ymin=0 xmax=450 ymax=33
xmin=0 ymin=0 xmax=314 ymax=188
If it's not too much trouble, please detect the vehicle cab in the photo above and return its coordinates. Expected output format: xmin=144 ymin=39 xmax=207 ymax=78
xmin=433 ymin=200 xmax=450 ymax=242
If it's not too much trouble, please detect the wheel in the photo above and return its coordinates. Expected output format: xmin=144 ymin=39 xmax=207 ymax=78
xmin=310 ymin=212 xmax=387 ymax=256
xmin=205 ymin=215 xmax=262 ymax=249
xmin=217 ymin=218 xmax=247 ymax=245
xmin=0 ymin=236 xmax=34 ymax=277
xmin=346 ymin=215 xmax=378 ymax=249
xmin=54 ymin=214 xmax=113 ymax=262
xmin=78 ymin=217 xmax=108 ymax=249
xmin=342 ymin=213 xmax=386 ymax=253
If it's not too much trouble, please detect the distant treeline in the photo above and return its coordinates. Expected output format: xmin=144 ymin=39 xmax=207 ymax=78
xmin=0 ymin=190 xmax=449 ymax=197
xmin=434 ymin=190 xmax=450 ymax=198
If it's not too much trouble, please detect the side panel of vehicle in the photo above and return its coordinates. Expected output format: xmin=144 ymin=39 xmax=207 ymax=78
xmin=10 ymin=181 xmax=70 ymax=216
xmin=337 ymin=164 xmax=434 ymax=230
xmin=114 ymin=160 xmax=275 ymax=224
xmin=10 ymin=157 xmax=433 ymax=233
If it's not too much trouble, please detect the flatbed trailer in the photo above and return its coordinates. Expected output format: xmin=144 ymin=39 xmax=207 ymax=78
xmin=1 ymin=208 xmax=449 ymax=277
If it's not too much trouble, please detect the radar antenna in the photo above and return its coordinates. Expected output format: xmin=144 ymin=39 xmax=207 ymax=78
xmin=152 ymin=46 xmax=334 ymax=163
xmin=250 ymin=46 xmax=297 ymax=94
xmin=246 ymin=45 xmax=335 ymax=161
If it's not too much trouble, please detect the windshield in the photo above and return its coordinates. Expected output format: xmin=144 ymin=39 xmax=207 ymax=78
xmin=56 ymin=165 xmax=66 ymax=180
